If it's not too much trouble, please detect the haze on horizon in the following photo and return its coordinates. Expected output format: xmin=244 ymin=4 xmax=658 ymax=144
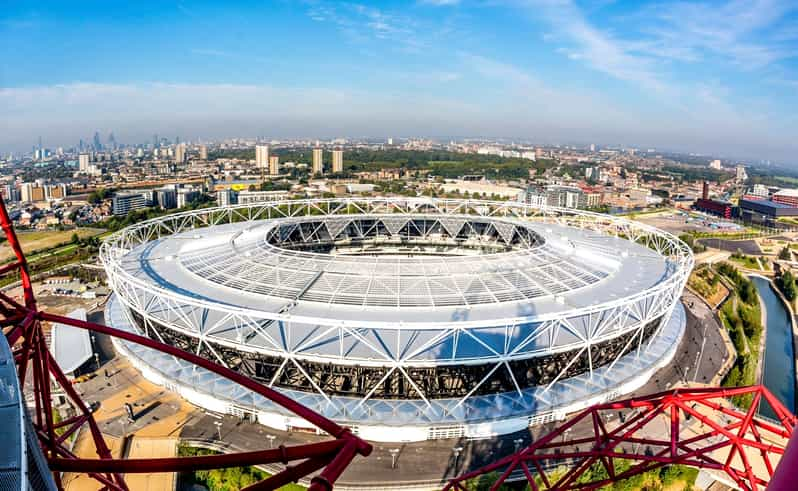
xmin=1 ymin=0 xmax=797 ymax=163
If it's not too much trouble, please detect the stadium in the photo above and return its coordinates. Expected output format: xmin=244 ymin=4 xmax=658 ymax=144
xmin=101 ymin=198 xmax=693 ymax=442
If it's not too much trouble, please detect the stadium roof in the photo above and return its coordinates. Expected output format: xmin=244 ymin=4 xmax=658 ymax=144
xmin=50 ymin=308 xmax=92 ymax=374
xmin=118 ymin=216 xmax=670 ymax=326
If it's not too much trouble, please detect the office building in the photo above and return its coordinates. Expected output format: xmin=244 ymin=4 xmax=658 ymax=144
xmin=216 ymin=189 xmax=236 ymax=206
xmin=312 ymin=148 xmax=323 ymax=175
xmin=176 ymin=188 xmax=199 ymax=209
xmin=332 ymin=149 xmax=343 ymax=173
xmin=709 ymin=159 xmax=722 ymax=170
xmin=156 ymin=188 xmax=177 ymax=209
xmin=112 ymin=193 xmax=147 ymax=216
xmin=525 ymin=185 xmax=590 ymax=209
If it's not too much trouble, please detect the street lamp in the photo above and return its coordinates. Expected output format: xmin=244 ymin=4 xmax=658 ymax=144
xmin=266 ymin=434 xmax=276 ymax=448
xmin=389 ymin=448 xmax=400 ymax=469
xmin=214 ymin=421 xmax=223 ymax=440
xmin=452 ymin=446 xmax=464 ymax=471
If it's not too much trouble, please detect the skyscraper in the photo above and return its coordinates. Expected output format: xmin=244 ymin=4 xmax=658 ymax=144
xmin=269 ymin=155 xmax=279 ymax=176
xmin=93 ymin=132 xmax=102 ymax=151
xmin=312 ymin=148 xmax=323 ymax=175
xmin=256 ymin=145 xmax=269 ymax=169
xmin=199 ymin=145 xmax=208 ymax=160
xmin=332 ymin=149 xmax=343 ymax=173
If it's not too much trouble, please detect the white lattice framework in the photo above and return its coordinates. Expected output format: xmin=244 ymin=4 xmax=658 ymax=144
xmin=101 ymin=198 xmax=693 ymax=420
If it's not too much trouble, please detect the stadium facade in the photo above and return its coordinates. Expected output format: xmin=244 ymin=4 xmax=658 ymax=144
xmin=102 ymin=198 xmax=692 ymax=442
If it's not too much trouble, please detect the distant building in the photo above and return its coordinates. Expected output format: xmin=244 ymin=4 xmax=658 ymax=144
xmin=199 ymin=145 xmax=208 ymax=160
xmin=693 ymin=198 xmax=732 ymax=219
xmin=2 ymin=184 xmax=20 ymax=203
xmin=256 ymin=145 xmax=269 ymax=169
xmin=772 ymin=189 xmax=798 ymax=207
xmin=237 ymin=190 xmax=290 ymax=205
xmin=312 ymin=148 xmax=324 ymax=175
xmin=740 ymin=198 xmax=798 ymax=225
xmin=175 ymin=143 xmax=187 ymax=163
xmin=112 ymin=193 xmax=147 ymax=216
xmin=709 ymin=159 xmax=722 ymax=170
xmin=176 ymin=188 xmax=199 ymax=208
xmin=20 ymin=183 xmax=45 ymax=203
xmin=269 ymin=155 xmax=279 ymax=176
xmin=332 ymin=149 xmax=343 ymax=173
xmin=749 ymin=184 xmax=770 ymax=198
xmin=440 ymin=180 xmax=524 ymax=200
xmin=156 ymin=188 xmax=177 ymax=209
xmin=736 ymin=164 xmax=747 ymax=182
xmin=78 ymin=153 xmax=90 ymax=172
xmin=345 ymin=183 xmax=376 ymax=194
xmin=216 ymin=189 xmax=236 ymax=206
xmin=525 ymin=185 xmax=590 ymax=209
xmin=44 ymin=184 xmax=67 ymax=200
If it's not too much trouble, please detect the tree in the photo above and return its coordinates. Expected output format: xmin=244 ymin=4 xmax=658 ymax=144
xmin=778 ymin=270 xmax=797 ymax=301
xmin=779 ymin=246 xmax=792 ymax=261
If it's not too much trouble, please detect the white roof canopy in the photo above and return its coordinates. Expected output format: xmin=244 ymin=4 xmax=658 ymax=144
xmin=50 ymin=308 xmax=92 ymax=374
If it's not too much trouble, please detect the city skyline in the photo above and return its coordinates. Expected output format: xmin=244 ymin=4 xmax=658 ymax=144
xmin=1 ymin=0 xmax=797 ymax=162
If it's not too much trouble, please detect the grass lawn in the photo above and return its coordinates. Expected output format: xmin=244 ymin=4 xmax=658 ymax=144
xmin=729 ymin=254 xmax=763 ymax=270
xmin=0 ymin=228 xmax=104 ymax=262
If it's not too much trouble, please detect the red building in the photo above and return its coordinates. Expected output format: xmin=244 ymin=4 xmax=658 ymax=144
xmin=772 ymin=189 xmax=798 ymax=207
xmin=693 ymin=198 xmax=732 ymax=219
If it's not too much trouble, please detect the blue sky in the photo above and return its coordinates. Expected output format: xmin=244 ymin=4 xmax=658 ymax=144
xmin=1 ymin=0 xmax=797 ymax=162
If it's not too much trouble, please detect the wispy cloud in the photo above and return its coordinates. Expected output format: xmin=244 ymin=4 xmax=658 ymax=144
xmin=512 ymin=0 xmax=797 ymax=94
xmin=628 ymin=0 xmax=798 ymax=68
xmin=513 ymin=0 xmax=667 ymax=93
xmin=305 ymin=2 xmax=428 ymax=51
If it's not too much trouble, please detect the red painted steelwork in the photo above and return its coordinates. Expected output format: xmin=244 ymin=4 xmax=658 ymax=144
xmin=0 ymin=196 xmax=371 ymax=491
xmin=446 ymin=386 xmax=797 ymax=491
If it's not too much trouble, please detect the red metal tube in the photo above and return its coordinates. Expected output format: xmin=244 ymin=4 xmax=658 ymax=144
xmin=48 ymin=440 xmax=343 ymax=473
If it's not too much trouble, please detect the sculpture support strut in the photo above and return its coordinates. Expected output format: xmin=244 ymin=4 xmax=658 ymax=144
xmin=0 ymin=195 xmax=371 ymax=491
xmin=446 ymin=386 xmax=798 ymax=491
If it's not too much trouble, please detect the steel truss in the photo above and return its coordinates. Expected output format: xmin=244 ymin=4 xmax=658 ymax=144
xmin=0 ymin=196 xmax=372 ymax=491
xmin=100 ymin=198 xmax=694 ymax=419
xmin=445 ymin=386 xmax=797 ymax=491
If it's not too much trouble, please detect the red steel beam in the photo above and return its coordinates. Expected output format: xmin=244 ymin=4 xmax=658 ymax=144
xmin=446 ymin=386 xmax=797 ymax=491
xmin=0 ymin=195 xmax=371 ymax=491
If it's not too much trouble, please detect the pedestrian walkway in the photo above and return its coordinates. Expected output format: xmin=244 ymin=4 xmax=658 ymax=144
xmin=123 ymin=436 xmax=178 ymax=491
